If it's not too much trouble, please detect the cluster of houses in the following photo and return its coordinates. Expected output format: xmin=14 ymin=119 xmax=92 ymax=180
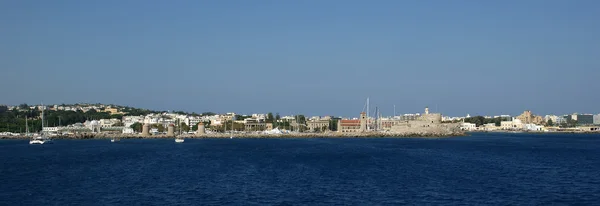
xmin=35 ymin=106 xmax=457 ymax=135
xmin=460 ymin=110 xmax=600 ymax=132
xmin=7 ymin=104 xmax=123 ymax=114
xmin=7 ymin=103 xmax=600 ymax=135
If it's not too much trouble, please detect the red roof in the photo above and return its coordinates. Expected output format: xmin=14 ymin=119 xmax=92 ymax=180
xmin=340 ymin=120 xmax=360 ymax=126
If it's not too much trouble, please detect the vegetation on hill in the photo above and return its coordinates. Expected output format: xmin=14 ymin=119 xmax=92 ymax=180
xmin=0 ymin=105 xmax=125 ymax=133
xmin=463 ymin=116 xmax=511 ymax=127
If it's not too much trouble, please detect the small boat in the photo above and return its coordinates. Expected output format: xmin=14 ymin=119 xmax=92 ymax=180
xmin=30 ymin=136 xmax=52 ymax=144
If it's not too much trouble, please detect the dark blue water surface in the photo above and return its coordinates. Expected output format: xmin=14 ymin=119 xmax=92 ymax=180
xmin=1 ymin=133 xmax=600 ymax=205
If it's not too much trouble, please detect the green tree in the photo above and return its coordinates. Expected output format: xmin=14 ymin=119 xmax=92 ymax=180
xmin=267 ymin=112 xmax=274 ymax=123
xmin=295 ymin=115 xmax=306 ymax=124
xmin=566 ymin=119 xmax=578 ymax=128
xmin=201 ymin=112 xmax=216 ymax=116
xmin=179 ymin=123 xmax=190 ymax=133
xmin=151 ymin=124 xmax=165 ymax=132
xmin=232 ymin=122 xmax=245 ymax=131
xmin=547 ymin=119 xmax=554 ymax=126
xmin=130 ymin=122 xmax=142 ymax=132
xmin=110 ymin=114 xmax=124 ymax=120
xmin=314 ymin=126 xmax=321 ymax=132
xmin=329 ymin=119 xmax=339 ymax=131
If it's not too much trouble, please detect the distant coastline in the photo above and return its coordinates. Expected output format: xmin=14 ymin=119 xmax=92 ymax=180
xmin=0 ymin=131 xmax=466 ymax=140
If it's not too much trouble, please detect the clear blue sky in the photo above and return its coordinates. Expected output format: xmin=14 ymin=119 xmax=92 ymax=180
xmin=1 ymin=0 xmax=598 ymax=117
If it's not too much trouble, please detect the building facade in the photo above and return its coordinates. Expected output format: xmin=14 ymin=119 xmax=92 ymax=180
xmin=566 ymin=114 xmax=594 ymax=125
xmin=337 ymin=113 xmax=367 ymax=133
xmin=516 ymin=110 xmax=543 ymax=124
xmin=307 ymin=119 xmax=329 ymax=132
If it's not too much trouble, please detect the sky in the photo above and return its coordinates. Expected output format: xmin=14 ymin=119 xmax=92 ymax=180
xmin=1 ymin=0 xmax=599 ymax=117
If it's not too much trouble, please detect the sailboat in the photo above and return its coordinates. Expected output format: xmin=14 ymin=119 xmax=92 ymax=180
xmin=175 ymin=119 xmax=184 ymax=143
xmin=25 ymin=115 xmax=29 ymax=136
xmin=30 ymin=103 xmax=52 ymax=144
xmin=229 ymin=119 xmax=233 ymax=139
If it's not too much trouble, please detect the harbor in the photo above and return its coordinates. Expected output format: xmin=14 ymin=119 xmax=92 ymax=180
xmin=0 ymin=130 xmax=466 ymax=140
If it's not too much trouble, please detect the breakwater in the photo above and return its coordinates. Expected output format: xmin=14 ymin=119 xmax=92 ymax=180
xmin=0 ymin=131 xmax=466 ymax=140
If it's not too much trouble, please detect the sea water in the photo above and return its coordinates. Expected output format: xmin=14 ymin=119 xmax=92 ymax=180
xmin=1 ymin=133 xmax=599 ymax=205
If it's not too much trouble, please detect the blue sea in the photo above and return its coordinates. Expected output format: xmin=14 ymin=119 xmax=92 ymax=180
xmin=1 ymin=133 xmax=599 ymax=205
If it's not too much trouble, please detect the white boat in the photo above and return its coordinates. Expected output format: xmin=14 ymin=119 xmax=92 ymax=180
xmin=30 ymin=103 xmax=52 ymax=145
xmin=30 ymin=136 xmax=52 ymax=144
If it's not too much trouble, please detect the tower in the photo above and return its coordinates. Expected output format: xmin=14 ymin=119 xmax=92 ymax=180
xmin=142 ymin=123 xmax=150 ymax=137
xmin=196 ymin=122 xmax=206 ymax=136
xmin=167 ymin=124 xmax=175 ymax=137
xmin=425 ymin=107 xmax=429 ymax=115
xmin=360 ymin=112 xmax=367 ymax=132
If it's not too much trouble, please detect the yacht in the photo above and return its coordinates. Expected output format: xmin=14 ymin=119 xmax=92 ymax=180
xmin=30 ymin=104 xmax=52 ymax=145
xmin=175 ymin=138 xmax=184 ymax=143
xmin=30 ymin=135 xmax=52 ymax=144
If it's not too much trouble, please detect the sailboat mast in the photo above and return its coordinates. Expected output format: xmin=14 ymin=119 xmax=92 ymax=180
xmin=41 ymin=103 xmax=44 ymax=133
xmin=366 ymin=97 xmax=370 ymax=130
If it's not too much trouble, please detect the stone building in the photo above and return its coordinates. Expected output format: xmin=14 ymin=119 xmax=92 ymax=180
xmin=338 ymin=120 xmax=361 ymax=133
xmin=337 ymin=112 xmax=368 ymax=133
xmin=388 ymin=107 xmax=450 ymax=133
xmin=245 ymin=122 xmax=266 ymax=131
xmin=516 ymin=110 xmax=543 ymax=124
xmin=307 ymin=119 xmax=330 ymax=132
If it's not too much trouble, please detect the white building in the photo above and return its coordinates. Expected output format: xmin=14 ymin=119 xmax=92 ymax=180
xmin=123 ymin=115 xmax=144 ymax=128
xmin=122 ymin=127 xmax=134 ymax=134
xmin=460 ymin=123 xmax=477 ymax=131
xmin=501 ymin=119 xmax=524 ymax=130
xmin=99 ymin=119 xmax=120 ymax=128
xmin=594 ymin=114 xmax=600 ymax=125
xmin=42 ymin=127 xmax=59 ymax=132
xmin=189 ymin=118 xmax=203 ymax=127
xmin=524 ymin=124 xmax=544 ymax=131
xmin=84 ymin=120 xmax=101 ymax=133
xmin=482 ymin=123 xmax=498 ymax=131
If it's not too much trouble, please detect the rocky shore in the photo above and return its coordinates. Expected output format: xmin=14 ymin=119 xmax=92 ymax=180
xmin=1 ymin=131 xmax=466 ymax=140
